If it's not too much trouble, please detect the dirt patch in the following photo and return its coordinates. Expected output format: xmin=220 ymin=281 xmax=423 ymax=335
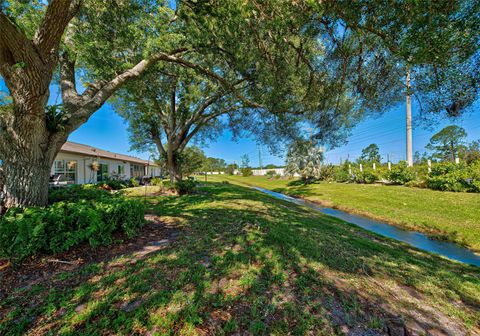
xmin=0 ymin=215 xmax=182 ymax=300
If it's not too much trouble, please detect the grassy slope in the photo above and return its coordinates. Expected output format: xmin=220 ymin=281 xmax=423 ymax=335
xmin=1 ymin=182 xmax=479 ymax=335
xmin=208 ymin=175 xmax=480 ymax=251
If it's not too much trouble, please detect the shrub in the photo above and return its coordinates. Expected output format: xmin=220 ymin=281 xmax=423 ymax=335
xmin=426 ymin=162 xmax=479 ymax=192
xmin=385 ymin=161 xmax=416 ymax=185
xmin=101 ymin=176 xmax=127 ymax=190
xmin=334 ymin=168 xmax=352 ymax=183
xmin=174 ymin=177 xmax=198 ymax=195
xmin=241 ymin=167 xmax=253 ymax=177
xmin=130 ymin=177 xmax=140 ymax=187
xmin=49 ymin=184 xmax=111 ymax=203
xmin=0 ymin=196 xmax=145 ymax=261
xmin=353 ymin=169 xmax=378 ymax=184
xmin=318 ymin=164 xmax=336 ymax=181
xmin=150 ymin=177 xmax=163 ymax=186
xmin=265 ymin=170 xmax=276 ymax=178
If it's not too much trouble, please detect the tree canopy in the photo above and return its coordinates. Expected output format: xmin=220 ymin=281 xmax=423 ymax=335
xmin=426 ymin=125 xmax=467 ymax=162
xmin=358 ymin=144 xmax=382 ymax=164
xmin=1 ymin=0 xmax=479 ymax=208
xmin=285 ymin=139 xmax=324 ymax=181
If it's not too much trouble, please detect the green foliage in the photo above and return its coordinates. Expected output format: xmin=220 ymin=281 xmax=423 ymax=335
xmin=333 ymin=164 xmax=353 ymax=183
xmin=0 ymin=196 xmax=145 ymax=261
xmin=225 ymin=163 xmax=237 ymax=175
xmin=180 ymin=146 xmax=207 ymax=176
xmin=317 ymin=164 xmax=336 ymax=181
xmin=426 ymin=162 xmax=480 ymax=192
xmin=201 ymin=157 xmax=227 ymax=173
xmin=240 ymin=154 xmax=250 ymax=169
xmin=426 ymin=125 xmax=467 ymax=162
xmin=460 ymin=140 xmax=480 ymax=164
xmin=48 ymin=184 xmax=111 ymax=204
xmin=150 ymin=177 xmax=163 ymax=187
xmin=265 ymin=170 xmax=276 ymax=178
xmin=130 ymin=178 xmax=140 ymax=187
xmin=358 ymin=144 xmax=381 ymax=164
xmin=285 ymin=139 xmax=323 ymax=180
xmin=174 ymin=177 xmax=198 ymax=195
xmin=353 ymin=169 xmax=378 ymax=184
xmin=385 ymin=161 xmax=416 ymax=185
xmin=101 ymin=176 xmax=127 ymax=190
xmin=241 ymin=167 xmax=253 ymax=177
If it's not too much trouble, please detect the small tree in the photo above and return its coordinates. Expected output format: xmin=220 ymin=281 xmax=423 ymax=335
xmin=460 ymin=140 xmax=480 ymax=164
xmin=225 ymin=163 xmax=238 ymax=175
xmin=426 ymin=126 xmax=467 ymax=162
xmin=201 ymin=157 xmax=226 ymax=174
xmin=240 ymin=154 xmax=252 ymax=176
xmin=285 ymin=139 xmax=324 ymax=181
xmin=358 ymin=144 xmax=381 ymax=164
xmin=179 ymin=146 xmax=206 ymax=177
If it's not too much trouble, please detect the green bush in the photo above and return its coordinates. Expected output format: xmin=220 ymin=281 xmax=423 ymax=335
xmin=385 ymin=161 xmax=416 ymax=185
xmin=426 ymin=162 xmax=479 ymax=192
xmin=49 ymin=184 xmax=111 ymax=203
xmin=265 ymin=170 xmax=276 ymax=178
xmin=241 ymin=167 xmax=253 ymax=177
xmin=150 ymin=177 xmax=163 ymax=186
xmin=334 ymin=168 xmax=351 ymax=183
xmin=130 ymin=177 xmax=140 ymax=187
xmin=0 ymin=196 xmax=145 ymax=261
xmin=174 ymin=177 xmax=198 ymax=195
xmin=101 ymin=176 xmax=127 ymax=190
xmin=318 ymin=164 xmax=336 ymax=181
xmin=353 ymin=169 xmax=378 ymax=184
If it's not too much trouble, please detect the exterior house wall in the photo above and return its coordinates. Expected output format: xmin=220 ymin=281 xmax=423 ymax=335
xmin=52 ymin=153 xmax=134 ymax=184
xmin=146 ymin=166 xmax=161 ymax=177
xmin=52 ymin=151 xmax=161 ymax=184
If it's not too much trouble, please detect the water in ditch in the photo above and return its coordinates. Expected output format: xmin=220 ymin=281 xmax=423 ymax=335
xmin=253 ymin=187 xmax=480 ymax=267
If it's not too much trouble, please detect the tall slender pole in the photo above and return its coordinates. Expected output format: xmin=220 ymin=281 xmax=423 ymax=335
xmin=258 ymin=145 xmax=263 ymax=170
xmin=406 ymin=69 xmax=413 ymax=167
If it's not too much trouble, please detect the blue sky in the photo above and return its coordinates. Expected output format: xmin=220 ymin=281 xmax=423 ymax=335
xmin=1 ymin=80 xmax=479 ymax=167
xmin=65 ymin=98 xmax=479 ymax=167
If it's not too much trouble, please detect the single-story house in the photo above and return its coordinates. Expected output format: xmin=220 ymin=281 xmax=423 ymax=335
xmin=51 ymin=141 xmax=161 ymax=184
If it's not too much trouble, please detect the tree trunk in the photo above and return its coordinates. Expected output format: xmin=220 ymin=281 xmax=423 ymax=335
xmin=0 ymin=158 xmax=53 ymax=212
xmin=166 ymin=150 xmax=182 ymax=183
xmin=0 ymin=107 xmax=62 ymax=212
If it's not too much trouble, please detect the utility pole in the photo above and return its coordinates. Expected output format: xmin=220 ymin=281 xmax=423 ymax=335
xmin=406 ymin=69 xmax=413 ymax=167
xmin=258 ymin=145 xmax=263 ymax=170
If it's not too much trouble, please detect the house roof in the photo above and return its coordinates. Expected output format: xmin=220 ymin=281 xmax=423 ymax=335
xmin=60 ymin=142 xmax=158 ymax=166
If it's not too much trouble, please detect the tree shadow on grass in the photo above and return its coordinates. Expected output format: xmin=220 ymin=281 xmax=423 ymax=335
xmin=2 ymin=182 xmax=479 ymax=335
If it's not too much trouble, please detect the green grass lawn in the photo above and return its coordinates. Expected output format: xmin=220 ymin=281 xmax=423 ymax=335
xmin=206 ymin=175 xmax=480 ymax=251
xmin=1 ymin=182 xmax=479 ymax=335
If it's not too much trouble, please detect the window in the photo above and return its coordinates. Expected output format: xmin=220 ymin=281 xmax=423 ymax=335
xmin=131 ymin=164 xmax=144 ymax=178
xmin=118 ymin=165 xmax=125 ymax=175
xmin=54 ymin=160 xmax=77 ymax=182
xmin=97 ymin=164 xmax=109 ymax=182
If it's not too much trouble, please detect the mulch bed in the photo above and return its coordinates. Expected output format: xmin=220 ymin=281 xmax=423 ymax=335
xmin=0 ymin=215 xmax=181 ymax=300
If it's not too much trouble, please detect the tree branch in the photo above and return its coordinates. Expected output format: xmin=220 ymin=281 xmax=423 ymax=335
xmin=0 ymin=12 xmax=37 ymax=76
xmin=178 ymin=105 xmax=241 ymax=151
xmin=59 ymin=51 xmax=81 ymax=109
xmin=152 ymin=52 xmax=262 ymax=109
xmin=33 ymin=0 xmax=81 ymax=62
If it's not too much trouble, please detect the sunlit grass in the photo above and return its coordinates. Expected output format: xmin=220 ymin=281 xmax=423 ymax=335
xmin=1 ymin=182 xmax=479 ymax=335
xmin=208 ymin=175 xmax=480 ymax=251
